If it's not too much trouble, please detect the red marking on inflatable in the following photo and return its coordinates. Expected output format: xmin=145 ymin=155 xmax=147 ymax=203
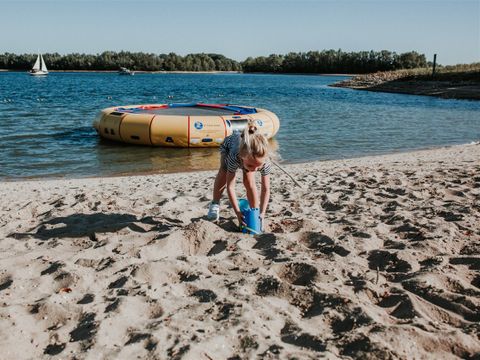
xmin=148 ymin=115 xmax=156 ymax=145
xmin=187 ymin=115 xmax=191 ymax=148
xmin=220 ymin=116 xmax=227 ymax=137
xmin=138 ymin=104 xmax=168 ymax=110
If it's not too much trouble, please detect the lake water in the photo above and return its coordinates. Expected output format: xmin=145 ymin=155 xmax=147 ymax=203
xmin=1 ymin=72 xmax=479 ymax=179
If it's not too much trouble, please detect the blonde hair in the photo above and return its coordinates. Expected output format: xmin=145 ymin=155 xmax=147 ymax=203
xmin=239 ymin=120 xmax=269 ymax=159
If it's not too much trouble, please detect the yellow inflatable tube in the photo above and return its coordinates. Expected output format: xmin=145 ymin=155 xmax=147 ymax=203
xmin=93 ymin=103 xmax=280 ymax=147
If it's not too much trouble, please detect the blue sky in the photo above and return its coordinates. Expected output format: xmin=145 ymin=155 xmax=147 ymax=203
xmin=0 ymin=0 xmax=478 ymax=65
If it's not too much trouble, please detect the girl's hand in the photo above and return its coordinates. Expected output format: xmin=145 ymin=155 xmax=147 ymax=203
xmin=236 ymin=211 xmax=246 ymax=230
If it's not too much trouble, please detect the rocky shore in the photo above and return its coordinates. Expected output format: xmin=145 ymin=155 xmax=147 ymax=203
xmin=331 ymin=70 xmax=480 ymax=100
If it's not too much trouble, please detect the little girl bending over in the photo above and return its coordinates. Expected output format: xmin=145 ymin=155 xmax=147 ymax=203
xmin=207 ymin=120 xmax=271 ymax=228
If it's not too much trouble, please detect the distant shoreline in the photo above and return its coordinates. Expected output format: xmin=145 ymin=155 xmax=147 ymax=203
xmin=0 ymin=69 xmax=355 ymax=76
xmin=0 ymin=69 xmax=242 ymax=74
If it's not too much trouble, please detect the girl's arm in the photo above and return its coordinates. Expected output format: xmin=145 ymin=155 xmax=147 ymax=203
xmin=260 ymin=174 xmax=270 ymax=217
xmin=243 ymin=170 xmax=259 ymax=208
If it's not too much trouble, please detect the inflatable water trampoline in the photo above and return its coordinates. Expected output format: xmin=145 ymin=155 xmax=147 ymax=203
xmin=93 ymin=103 xmax=280 ymax=147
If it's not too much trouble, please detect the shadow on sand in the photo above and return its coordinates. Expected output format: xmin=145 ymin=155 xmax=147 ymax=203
xmin=9 ymin=213 xmax=156 ymax=241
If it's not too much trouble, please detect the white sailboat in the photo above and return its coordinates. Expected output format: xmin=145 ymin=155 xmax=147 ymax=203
xmin=29 ymin=54 xmax=49 ymax=76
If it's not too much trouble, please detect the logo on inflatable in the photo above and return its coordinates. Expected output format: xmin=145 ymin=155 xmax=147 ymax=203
xmin=194 ymin=121 xmax=203 ymax=130
xmin=256 ymin=119 xmax=263 ymax=126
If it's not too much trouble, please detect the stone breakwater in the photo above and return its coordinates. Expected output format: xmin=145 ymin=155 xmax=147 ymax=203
xmin=331 ymin=71 xmax=480 ymax=100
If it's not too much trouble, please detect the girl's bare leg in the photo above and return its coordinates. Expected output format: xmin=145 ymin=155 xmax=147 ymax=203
xmin=213 ymin=168 xmax=227 ymax=202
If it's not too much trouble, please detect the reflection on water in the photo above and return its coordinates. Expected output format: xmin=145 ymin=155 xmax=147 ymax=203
xmin=150 ymin=148 xmax=220 ymax=173
xmin=96 ymin=141 xmax=221 ymax=175
xmin=94 ymin=137 xmax=279 ymax=176
xmin=0 ymin=72 xmax=479 ymax=179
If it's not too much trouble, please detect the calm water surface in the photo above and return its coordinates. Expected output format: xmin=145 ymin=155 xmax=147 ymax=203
xmin=0 ymin=72 xmax=479 ymax=179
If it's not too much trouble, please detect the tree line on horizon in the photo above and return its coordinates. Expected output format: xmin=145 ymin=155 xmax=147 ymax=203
xmin=243 ymin=50 xmax=428 ymax=73
xmin=0 ymin=50 xmax=428 ymax=73
xmin=0 ymin=52 xmax=242 ymax=72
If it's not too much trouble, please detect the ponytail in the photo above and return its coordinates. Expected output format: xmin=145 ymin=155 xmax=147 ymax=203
xmin=239 ymin=120 xmax=269 ymax=159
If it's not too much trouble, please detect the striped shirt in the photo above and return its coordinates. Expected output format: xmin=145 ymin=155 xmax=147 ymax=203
xmin=220 ymin=132 xmax=271 ymax=176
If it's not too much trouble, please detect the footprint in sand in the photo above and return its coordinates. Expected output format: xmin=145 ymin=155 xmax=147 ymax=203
xmin=392 ymin=222 xmax=426 ymax=241
xmin=321 ymin=200 xmax=343 ymax=212
xmin=270 ymin=218 xmax=310 ymax=233
xmin=207 ymin=240 xmax=228 ymax=256
xmin=460 ymin=242 xmax=480 ymax=255
xmin=40 ymin=261 xmax=65 ymax=275
xmin=255 ymin=276 xmax=281 ymax=296
xmin=75 ymin=257 xmax=115 ymax=272
xmin=253 ymin=233 xmax=284 ymax=261
xmin=419 ymin=256 xmax=444 ymax=269
xmin=330 ymin=307 xmax=373 ymax=334
xmin=104 ymin=297 xmax=121 ymax=313
xmin=0 ymin=274 xmax=13 ymax=291
xmin=53 ymin=271 xmax=79 ymax=291
xmin=367 ymin=250 xmax=412 ymax=273
xmin=436 ymin=210 xmax=464 ymax=222
xmin=189 ymin=288 xmax=217 ymax=303
xmin=340 ymin=334 xmax=394 ymax=359
xmin=382 ymin=213 xmax=405 ymax=225
xmin=280 ymin=321 xmax=325 ymax=352
xmin=108 ymin=275 xmax=129 ymax=289
xmin=449 ymin=257 xmax=480 ymax=270
xmin=124 ymin=330 xmax=157 ymax=351
xmin=212 ymin=302 xmax=237 ymax=321
xmin=471 ymin=275 xmax=480 ymax=290
xmin=376 ymin=288 xmax=418 ymax=319
xmin=178 ymin=270 xmax=200 ymax=282
xmin=278 ymin=262 xmax=318 ymax=286
xmin=30 ymin=301 xmax=73 ymax=331
xmin=382 ymin=200 xmax=401 ymax=213
xmin=77 ymin=293 xmax=95 ymax=305
xmin=148 ymin=300 xmax=164 ymax=319
xmin=299 ymin=232 xmax=351 ymax=257
xmin=383 ymin=239 xmax=407 ymax=250
xmin=43 ymin=343 xmax=66 ymax=356
xmin=69 ymin=312 xmax=98 ymax=347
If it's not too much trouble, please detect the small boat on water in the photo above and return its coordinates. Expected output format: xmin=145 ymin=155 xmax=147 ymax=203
xmin=118 ymin=67 xmax=134 ymax=75
xmin=29 ymin=54 xmax=48 ymax=76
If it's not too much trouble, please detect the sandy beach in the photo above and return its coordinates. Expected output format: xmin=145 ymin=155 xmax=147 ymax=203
xmin=1 ymin=144 xmax=479 ymax=359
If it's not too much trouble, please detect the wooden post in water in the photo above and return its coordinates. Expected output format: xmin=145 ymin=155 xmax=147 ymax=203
xmin=432 ymin=54 xmax=437 ymax=78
